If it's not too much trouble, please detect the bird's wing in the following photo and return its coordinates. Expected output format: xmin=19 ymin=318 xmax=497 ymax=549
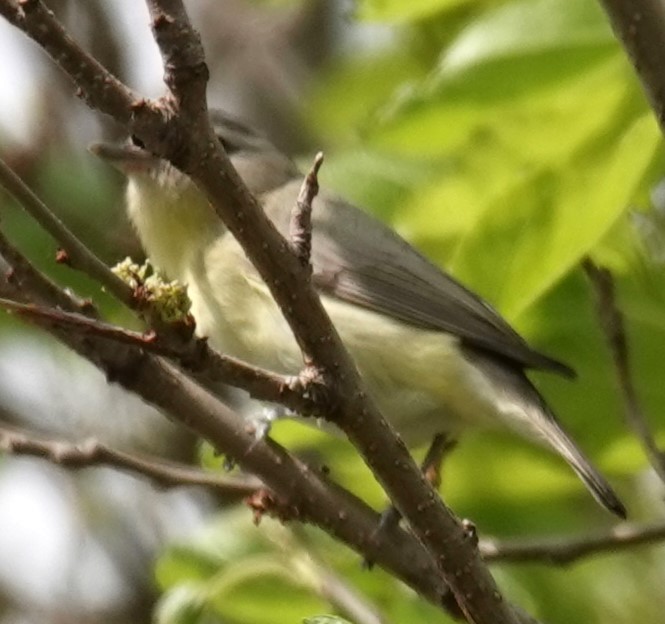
xmin=263 ymin=181 xmax=574 ymax=378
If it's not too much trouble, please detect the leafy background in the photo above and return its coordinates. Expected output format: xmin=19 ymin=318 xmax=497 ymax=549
xmin=0 ymin=0 xmax=664 ymax=622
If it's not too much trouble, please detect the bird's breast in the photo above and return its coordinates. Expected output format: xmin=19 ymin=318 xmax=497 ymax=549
xmin=184 ymin=236 xmax=502 ymax=446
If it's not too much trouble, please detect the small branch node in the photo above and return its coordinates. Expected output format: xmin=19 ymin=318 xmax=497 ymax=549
xmin=462 ymin=519 xmax=478 ymax=546
xmin=55 ymin=248 xmax=70 ymax=265
xmin=246 ymin=488 xmax=299 ymax=525
xmin=285 ymin=364 xmax=331 ymax=415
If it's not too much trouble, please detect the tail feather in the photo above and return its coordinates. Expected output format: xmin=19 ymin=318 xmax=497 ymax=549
xmin=467 ymin=350 xmax=626 ymax=518
xmin=543 ymin=416 xmax=626 ymax=518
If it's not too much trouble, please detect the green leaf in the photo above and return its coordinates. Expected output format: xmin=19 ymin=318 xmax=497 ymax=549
xmin=155 ymin=544 xmax=226 ymax=589
xmin=316 ymin=149 xmax=435 ymax=222
xmin=383 ymin=57 xmax=639 ymax=273
xmin=436 ymin=0 xmax=614 ymax=80
xmin=374 ymin=0 xmax=620 ymax=142
xmin=306 ymin=52 xmax=424 ymax=145
xmin=451 ymin=113 xmax=662 ymax=320
xmin=374 ymin=58 xmax=623 ymax=156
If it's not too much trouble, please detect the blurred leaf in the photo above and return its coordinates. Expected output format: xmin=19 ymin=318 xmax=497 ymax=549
xmin=304 ymin=616 xmax=352 ymax=624
xmin=375 ymin=50 xmax=629 ymax=159
xmin=156 ymin=517 xmax=329 ymax=624
xmin=155 ymin=584 xmax=207 ymax=624
xmin=156 ymin=544 xmax=226 ymax=588
xmin=450 ymin=113 xmax=661 ymax=320
xmin=371 ymin=0 xmax=625 ymax=160
xmin=436 ymin=0 xmax=613 ymax=80
xmin=315 ymin=149 xmax=435 ymax=222
xmin=306 ymin=52 xmax=424 ymax=145
xmin=391 ymin=58 xmax=631 ymax=250
xmin=419 ymin=0 xmax=616 ymax=108
xmin=205 ymin=561 xmax=325 ymax=624
xmin=356 ymin=0 xmax=471 ymax=23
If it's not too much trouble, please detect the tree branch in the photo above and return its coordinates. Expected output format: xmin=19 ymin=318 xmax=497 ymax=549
xmin=8 ymin=413 xmax=665 ymax=573
xmin=0 ymin=212 xmax=455 ymax=611
xmin=142 ymin=2 xmax=519 ymax=619
xmin=481 ymin=521 xmax=665 ymax=565
xmin=0 ymin=157 xmax=135 ymax=308
xmin=583 ymin=258 xmax=665 ymax=483
xmin=0 ymin=2 xmax=529 ymax=621
xmin=0 ymin=296 xmax=318 ymax=416
xmin=0 ymin=424 xmax=262 ymax=501
xmin=596 ymin=0 xmax=665 ymax=133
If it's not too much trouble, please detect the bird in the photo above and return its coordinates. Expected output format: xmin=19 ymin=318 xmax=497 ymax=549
xmin=90 ymin=110 xmax=626 ymax=518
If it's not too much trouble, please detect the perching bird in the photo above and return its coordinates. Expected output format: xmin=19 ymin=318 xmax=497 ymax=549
xmin=91 ymin=110 xmax=626 ymax=518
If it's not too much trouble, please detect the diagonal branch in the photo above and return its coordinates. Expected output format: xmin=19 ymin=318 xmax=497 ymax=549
xmin=142 ymin=2 xmax=519 ymax=619
xmin=0 ymin=157 xmax=135 ymax=308
xmin=583 ymin=258 xmax=665 ymax=483
xmin=0 ymin=213 xmax=453 ymax=611
xmin=596 ymin=0 xmax=665 ymax=133
xmin=0 ymin=2 xmax=529 ymax=621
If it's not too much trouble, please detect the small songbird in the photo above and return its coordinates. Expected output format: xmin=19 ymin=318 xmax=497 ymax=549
xmin=91 ymin=111 xmax=626 ymax=518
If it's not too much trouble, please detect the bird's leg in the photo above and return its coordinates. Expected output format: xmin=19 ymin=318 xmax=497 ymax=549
xmin=421 ymin=432 xmax=457 ymax=491
xmin=385 ymin=433 xmax=457 ymax=525
xmin=364 ymin=433 xmax=457 ymax=568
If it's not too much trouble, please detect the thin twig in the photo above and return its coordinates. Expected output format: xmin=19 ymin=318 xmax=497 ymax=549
xmin=7 ymin=419 xmax=665 ymax=571
xmin=0 ymin=227 xmax=92 ymax=313
xmin=0 ymin=157 xmax=135 ymax=308
xmin=0 ymin=0 xmax=137 ymax=122
xmin=290 ymin=152 xmax=323 ymax=267
xmin=0 ymin=297 xmax=149 ymax=340
xmin=481 ymin=521 xmax=665 ymax=565
xmin=422 ymin=433 xmax=458 ymax=491
xmin=583 ymin=258 xmax=665 ymax=483
xmin=0 ymin=424 xmax=262 ymax=500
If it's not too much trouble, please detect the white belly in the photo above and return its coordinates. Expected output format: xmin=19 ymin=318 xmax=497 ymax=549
xmin=185 ymin=237 xmax=502 ymax=446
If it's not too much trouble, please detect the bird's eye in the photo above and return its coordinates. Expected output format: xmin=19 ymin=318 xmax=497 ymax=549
xmin=131 ymin=135 xmax=145 ymax=149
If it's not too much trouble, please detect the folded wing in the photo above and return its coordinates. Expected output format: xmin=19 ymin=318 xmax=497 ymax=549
xmin=263 ymin=181 xmax=574 ymax=378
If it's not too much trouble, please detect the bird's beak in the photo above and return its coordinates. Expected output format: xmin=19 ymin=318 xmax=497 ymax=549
xmin=88 ymin=142 xmax=158 ymax=175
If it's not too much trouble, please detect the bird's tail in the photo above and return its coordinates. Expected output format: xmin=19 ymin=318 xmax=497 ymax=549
xmin=536 ymin=412 xmax=627 ymax=519
xmin=468 ymin=351 xmax=626 ymax=518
